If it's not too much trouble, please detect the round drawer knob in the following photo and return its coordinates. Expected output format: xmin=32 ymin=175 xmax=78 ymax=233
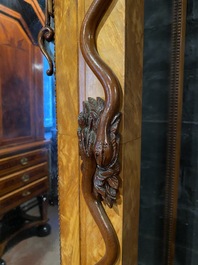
xmin=20 ymin=157 xmax=28 ymax=166
xmin=22 ymin=191 xmax=31 ymax=197
xmin=21 ymin=174 xmax=30 ymax=182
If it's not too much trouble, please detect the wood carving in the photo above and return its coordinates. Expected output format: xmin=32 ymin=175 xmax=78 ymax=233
xmin=78 ymin=0 xmax=121 ymax=264
xmin=163 ymin=0 xmax=187 ymax=264
xmin=38 ymin=0 xmax=54 ymax=76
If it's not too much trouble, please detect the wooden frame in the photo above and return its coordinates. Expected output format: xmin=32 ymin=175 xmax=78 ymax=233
xmin=163 ymin=0 xmax=187 ymax=264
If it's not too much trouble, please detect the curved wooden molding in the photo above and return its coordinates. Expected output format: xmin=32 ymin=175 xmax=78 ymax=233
xmin=0 ymin=4 xmax=34 ymax=44
xmin=24 ymin=0 xmax=45 ymax=26
xmin=78 ymin=0 xmax=121 ymax=264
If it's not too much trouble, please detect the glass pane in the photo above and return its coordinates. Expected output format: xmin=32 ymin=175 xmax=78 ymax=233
xmin=138 ymin=0 xmax=172 ymax=264
xmin=175 ymin=1 xmax=198 ymax=264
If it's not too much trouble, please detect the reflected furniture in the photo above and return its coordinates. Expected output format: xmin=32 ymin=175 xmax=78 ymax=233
xmin=0 ymin=4 xmax=50 ymax=265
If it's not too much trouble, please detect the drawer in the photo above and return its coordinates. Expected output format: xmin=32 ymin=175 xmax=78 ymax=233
xmin=0 ymin=163 xmax=48 ymax=196
xmin=0 ymin=177 xmax=49 ymax=215
xmin=0 ymin=149 xmax=48 ymax=178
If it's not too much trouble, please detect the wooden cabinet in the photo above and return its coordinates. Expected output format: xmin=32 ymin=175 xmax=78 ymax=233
xmin=0 ymin=146 xmax=49 ymax=216
xmin=0 ymin=5 xmax=50 ymax=264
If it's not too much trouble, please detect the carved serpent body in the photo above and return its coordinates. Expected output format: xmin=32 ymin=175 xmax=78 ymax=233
xmin=78 ymin=0 xmax=122 ymax=264
xmin=80 ymin=0 xmax=121 ymax=167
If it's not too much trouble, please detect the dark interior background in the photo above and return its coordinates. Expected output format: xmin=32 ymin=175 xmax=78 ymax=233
xmin=139 ymin=0 xmax=198 ymax=264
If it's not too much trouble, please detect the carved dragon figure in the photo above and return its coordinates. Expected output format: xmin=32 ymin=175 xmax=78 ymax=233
xmin=78 ymin=0 xmax=122 ymax=264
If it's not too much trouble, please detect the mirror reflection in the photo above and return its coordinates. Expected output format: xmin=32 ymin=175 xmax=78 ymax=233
xmin=0 ymin=1 xmax=59 ymax=264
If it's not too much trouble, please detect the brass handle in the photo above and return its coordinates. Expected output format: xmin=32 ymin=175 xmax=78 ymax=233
xmin=22 ymin=191 xmax=31 ymax=197
xmin=21 ymin=174 xmax=30 ymax=182
xmin=20 ymin=157 xmax=28 ymax=166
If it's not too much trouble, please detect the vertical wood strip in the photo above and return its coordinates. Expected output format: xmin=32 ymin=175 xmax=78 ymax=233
xmin=55 ymin=1 xmax=80 ymax=264
xmin=122 ymin=0 xmax=144 ymax=264
xmin=163 ymin=1 xmax=187 ymax=264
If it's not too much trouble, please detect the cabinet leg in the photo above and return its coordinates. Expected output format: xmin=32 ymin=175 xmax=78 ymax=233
xmin=37 ymin=194 xmax=48 ymax=221
xmin=37 ymin=194 xmax=51 ymax=237
xmin=0 ymin=259 xmax=6 ymax=265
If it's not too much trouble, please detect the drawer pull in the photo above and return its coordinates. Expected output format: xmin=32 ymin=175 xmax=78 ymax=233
xmin=20 ymin=157 xmax=28 ymax=166
xmin=22 ymin=191 xmax=31 ymax=197
xmin=21 ymin=174 xmax=30 ymax=182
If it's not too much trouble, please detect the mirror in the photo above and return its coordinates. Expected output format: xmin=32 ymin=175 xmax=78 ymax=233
xmin=0 ymin=1 xmax=60 ymax=264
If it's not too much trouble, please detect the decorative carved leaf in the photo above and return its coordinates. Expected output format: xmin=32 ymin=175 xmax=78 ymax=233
xmin=107 ymin=176 xmax=119 ymax=189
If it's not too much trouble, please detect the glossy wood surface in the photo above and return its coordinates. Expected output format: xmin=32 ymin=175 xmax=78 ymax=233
xmin=122 ymin=1 xmax=144 ymax=264
xmin=0 ymin=163 xmax=48 ymax=196
xmin=0 ymin=149 xmax=48 ymax=177
xmin=0 ymin=5 xmax=50 ymax=262
xmin=55 ymin=1 xmax=80 ymax=264
xmin=0 ymin=177 xmax=48 ymax=215
xmin=55 ymin=0 xmax=144 ymax=264
xmin=0 ymin=9 xmax=44 ymax=147
xmin=80 ymin=1 xmax=124 ymax=264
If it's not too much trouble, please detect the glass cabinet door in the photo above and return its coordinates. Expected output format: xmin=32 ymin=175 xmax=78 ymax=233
xmin=138 ymin=1 xmax=198 ymax=265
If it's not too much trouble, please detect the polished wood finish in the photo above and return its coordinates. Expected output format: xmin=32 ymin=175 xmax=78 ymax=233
xmin=0 ymin=163 xmax=48 ymax=196
xmin=0 ymin=177 xmax=48 ymax=215
xmin=0 ymin=5 xmax=34 ymax=44
xmin=55 ymin=0 xmax=144 ymax=264
xmin=0 ymin=12 xmax=44 ymax=147
xmin=78 ymin=0 xmax=122 ymax=263
xmin=78 ymin=97 xmax=120 ymax=265
xmin=24 ymin=0 xmax=45 ymax=26
xmin=38 ymin=0 xmax=54 ymax=76
xmin=163 ymin=1 xmax=187 ymax=264
xmin=0 ymin=149 xmax=48 ymax=177
xmin=0 ymin=6 xmax=50 ymax=263
xmin=55 ymin=1 xmax=81 ymax=264
xmin=122 ymin=0 xmax=144 ymax=264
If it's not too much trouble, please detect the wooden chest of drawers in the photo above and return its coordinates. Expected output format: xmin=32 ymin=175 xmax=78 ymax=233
xmin=0 ymin=142 xmax=50 ymax=262
xmin=0 ymin=146 xmax=49 ymax=216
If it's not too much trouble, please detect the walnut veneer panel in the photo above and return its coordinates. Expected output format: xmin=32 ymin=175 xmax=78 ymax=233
xmin=0 ymin=13 xmax=33 ymax=143
xmin=0 ymin=11 xmax=44 ymax=146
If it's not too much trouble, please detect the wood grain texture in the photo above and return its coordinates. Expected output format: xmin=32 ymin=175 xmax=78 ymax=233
xmin=55 ymin=1 xmax=80 ymax=264
xmin=122 ymin=1 xmax=144 ymax=264
xmin=0 ymin=12 xmax=44 ymax=146
xmin=58 ymin=134 xmax=80 ymax=265
xmin=79 ymin=1 xmax=124 ymax=264
xmin=55 ymin=0 xmax=144 ymax=264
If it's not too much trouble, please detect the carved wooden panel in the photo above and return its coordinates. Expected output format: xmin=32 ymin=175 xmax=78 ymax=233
xmin=55 ymin=0 xmax=144 ymax=264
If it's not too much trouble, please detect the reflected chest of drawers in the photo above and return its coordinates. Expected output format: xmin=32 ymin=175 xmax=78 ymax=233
xmin=0 ymin=142 xmax=50 ymax=262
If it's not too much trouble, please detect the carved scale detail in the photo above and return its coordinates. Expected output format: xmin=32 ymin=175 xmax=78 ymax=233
xmin=78 ymin=0 xmax=121 ymax=264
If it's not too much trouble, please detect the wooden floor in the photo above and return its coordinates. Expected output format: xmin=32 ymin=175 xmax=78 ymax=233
xmin=2 ymin=205 xmax=60 ymax=265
